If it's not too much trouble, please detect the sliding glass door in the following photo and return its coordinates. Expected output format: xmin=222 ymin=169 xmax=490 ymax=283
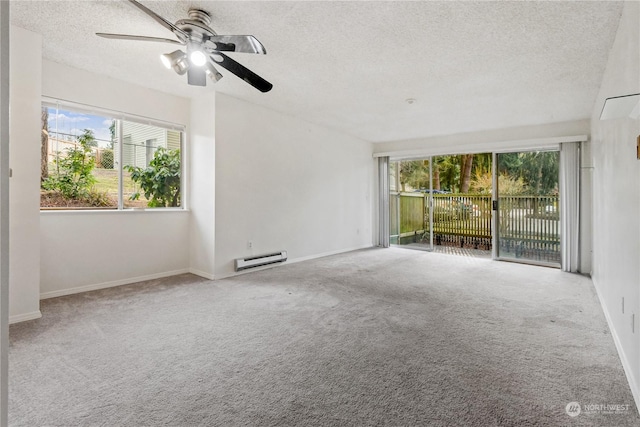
xmin=389 ymin=158 xmax=434 ymax=250
xmin=389 ymin=154 xmax=492 ymax=255
xmin=494 ymin=150 xmax=561 ymax=266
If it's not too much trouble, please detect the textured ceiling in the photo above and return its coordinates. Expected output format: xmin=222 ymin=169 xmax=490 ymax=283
xmin=11 ymin=1 xmax=623 ymax=143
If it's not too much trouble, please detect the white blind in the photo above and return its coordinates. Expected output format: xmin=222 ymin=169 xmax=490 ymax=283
xmin=560 ymin=142 xmax=580 ymax=272
xmin=42 ymin=97 xmax=185 ymax=132
xmin=378 ymin=157 xmax=390 ymax=248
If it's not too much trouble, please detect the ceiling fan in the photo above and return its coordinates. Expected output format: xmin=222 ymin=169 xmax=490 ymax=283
xmin=97 ymin=0 xmax=272 ymax=92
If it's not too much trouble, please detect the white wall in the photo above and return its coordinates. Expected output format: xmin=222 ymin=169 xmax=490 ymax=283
xmin=9 ymin=27 xmax=41 ymax=323
xmin=40 ymin=61 xmax=191 ymax=298
xmin=189 ymin=93 xmax=216 ymax=279
xmin=40 ymin=211 xmax=189 ymax=298
xmin=590 ymin=0 xmax=640 ymax=409
xmin=580 ymin=140 xmax=593 ymax=274
xmin=214 ymin=94 xmax=374 ymax=278
xmin=42 ymin=61 xmax=190 ymax=126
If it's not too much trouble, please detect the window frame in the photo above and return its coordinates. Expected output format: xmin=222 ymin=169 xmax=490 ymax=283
xmin=41 ymin=97 xmax=187 ymax=212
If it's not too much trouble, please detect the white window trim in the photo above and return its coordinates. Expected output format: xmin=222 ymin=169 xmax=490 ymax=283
xmin=41 ymin=98 xmax=187 ymax=212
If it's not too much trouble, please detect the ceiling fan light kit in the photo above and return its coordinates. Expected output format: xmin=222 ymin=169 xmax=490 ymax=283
xmin=205 ymin=62 xmax=224 ymax=82
xmin=97 ymin=0 xmax=272 ymax=92
xmin=187 ymin=42 xmax=207 ymax=67
xmin=161 ymin=50 xmax=188 ymax=75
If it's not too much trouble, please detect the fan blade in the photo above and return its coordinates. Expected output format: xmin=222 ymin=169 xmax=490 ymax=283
xmin=209 ymin=52 xmax=272 ymax=93
xmin=187 ymin=67 xmax=207 ymax=87
xmin=205 ymin=35 xmax=267 ymax=54
xmin=96 ymin=33 xmax=183 ymax=45
xmin=128 ymin=0 xmax=189 ymax=42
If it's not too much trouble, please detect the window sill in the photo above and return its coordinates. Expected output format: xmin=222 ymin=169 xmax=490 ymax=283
xmin=40 ymin=208 xmax=189 ymax=215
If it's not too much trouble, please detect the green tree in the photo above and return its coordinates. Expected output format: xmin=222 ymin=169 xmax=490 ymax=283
xmin=470 ymin=170 xmax=527 ymax=195
xmin=436 ymin=155 xmax=460 ymax=192
xmin=459 ymin=154 xmax=474 ymax=193
xmin=107 ymin=120 xmax=116 ymax=149
xmin=43 ymin=129 xmax=97 ymax=199
xmin=399 ymin=160 xmax=430 ymax=191
xmin=125 ymin=148 xmax=181 ymax=207
xmin=472 ymin=153 xmax=492 ymax=176
xmin=519 ymin=151 xmax=559 ymax=195
xmin=497 ymin=152 xmax=558 ymax=195
xmin=83 ymin=131 xmax=99 ymax=148
xmin=398 ymin=152 xmax=493 ymax=194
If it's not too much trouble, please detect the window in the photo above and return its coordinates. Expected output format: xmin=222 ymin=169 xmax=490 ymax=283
xmin=40 ymin=100 xmax=184 ymax=210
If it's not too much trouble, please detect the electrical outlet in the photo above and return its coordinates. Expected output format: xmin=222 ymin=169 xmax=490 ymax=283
xmin=247 ymin=241 xmax=253 ymax=249
xmin=622 ymin=297 xmax=625 ymax=314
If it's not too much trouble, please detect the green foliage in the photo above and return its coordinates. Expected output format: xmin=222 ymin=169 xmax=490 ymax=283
xmin=43 ymin=129 xmax=97 ymax=199
xmin=397 ymin=155 xmax=468 ymax=193
xmin=395 ymin=151 xmax=557 ymax=196
xmin=497 ymin=152 xmax=559 ymax=195
xmin=399 ymin=160 xmax=431 ymax=191
xmin=125 ymin=148 xmax=181 ymax=207
xmin=436 ymin=155 xmax=461 ymax=192
xmin=107 ymin=120 xmax=116 ymax=149
xmin=100 ymin=149 xmax=114 ymax=169
xmin=84 ymin=189 xmax=114 ymax=207
xmin=470 ymin=171 xmax=527 ymax=195
xmin=472 ymin=153 xmax=492 ymax=176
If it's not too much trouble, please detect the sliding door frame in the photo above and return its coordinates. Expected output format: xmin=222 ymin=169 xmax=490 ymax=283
xmin=378 ymin=157 xmax=390 ymax=247
xmin=388 ymin=157 xmax=434 ymax=252
xmin=492 ymin=147 xmax=562 ymax=268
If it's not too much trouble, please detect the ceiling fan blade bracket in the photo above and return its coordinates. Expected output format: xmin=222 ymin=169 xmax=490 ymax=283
xmin=206 ymin=35 xmax=266 ymax=55
xmin=203 ymin=38 xmax=237 ymax=53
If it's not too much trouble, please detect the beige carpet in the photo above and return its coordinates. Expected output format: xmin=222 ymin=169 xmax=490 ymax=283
xmin=9 ymin=248 xmax=639 ymax=426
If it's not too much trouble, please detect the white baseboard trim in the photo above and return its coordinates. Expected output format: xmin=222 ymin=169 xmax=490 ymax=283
xmin=9 ymin=310 xmax=42 ymax=324
xmin=40 ymin=269 xmax=190 ymax=300
xmin=591 ymin=276 xmax=640 ymax=414
xmin=189 ymin=268 xmax=215 ymax=280
xmin=286 ymin=245 xmax=374 ymax=265
xmin=214 ymin=245 xmax=375 ymax=280
xmin=214 ymin=264 xmax=278 ymax=280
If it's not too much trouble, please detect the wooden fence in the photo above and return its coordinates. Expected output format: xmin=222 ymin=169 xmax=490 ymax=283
xmin=496 ymin=195 xmax=560 ymax=262
xmin=390 ymin=192 xmax=560 ymax=262
xmin=47 ymin=137 xmax=114 ymax=169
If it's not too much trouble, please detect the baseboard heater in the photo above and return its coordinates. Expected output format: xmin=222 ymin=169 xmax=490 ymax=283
xmin=234 ymin=251 xmax=288 ymax=272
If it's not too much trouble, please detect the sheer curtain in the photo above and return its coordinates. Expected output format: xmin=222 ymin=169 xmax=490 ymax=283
xmin=560 ymin=142 xmax=580 ymax=272
xmin=378 ymin=157 xmax=390 ymax=248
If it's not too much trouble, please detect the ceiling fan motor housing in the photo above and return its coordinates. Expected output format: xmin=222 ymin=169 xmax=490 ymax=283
xmin=188 ymin=9 xmax=212 ymax=25
xmin=176 ymin=9 xmax=217 ymax=41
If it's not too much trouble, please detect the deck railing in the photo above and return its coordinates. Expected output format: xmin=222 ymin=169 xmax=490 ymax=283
xmin=390 ymin=192 xmax=560 ymax=261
